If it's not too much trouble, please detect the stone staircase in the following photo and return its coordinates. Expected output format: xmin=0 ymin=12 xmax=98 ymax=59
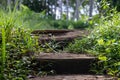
xmin=34 ymin=53 xmax=96 ymax=74
xmin=29 ymin=30 xmax=115 ymax=80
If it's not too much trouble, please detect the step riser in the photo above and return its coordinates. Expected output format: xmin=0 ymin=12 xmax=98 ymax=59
xmin=33 ymin=58 xmax=96 ymax=74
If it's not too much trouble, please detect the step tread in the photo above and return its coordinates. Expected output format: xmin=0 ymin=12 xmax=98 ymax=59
xmin=29 ymin=75 xmax=115 ymax=80
xmin=31 ymin=29 xmax=74 ymax=34
xmin=35 ymin=53 xmax=95 ymax=60
xmin=38 ymin=30 xmax=88 ymax=41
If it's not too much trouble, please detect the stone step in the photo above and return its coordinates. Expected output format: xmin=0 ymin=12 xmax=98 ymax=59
xmin=31 ymin=30 xmax=90 ymax=50
xmin=31 ymin=30 xmax=89 ymax=43
xmin=33 ymin=53 xmax=96 ymax=74
xmin=29 ymin=75 xmax=116 ymax=80
xmin=31 ymin=29 xmax=74 ymax=35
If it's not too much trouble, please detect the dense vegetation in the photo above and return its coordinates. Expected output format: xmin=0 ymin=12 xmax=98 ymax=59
xmin=14 ymin=5 xmax=91 ymax=30
xmin=0 ymin=5 xmax=91 ymax=79
xmin=66 ymin=11 xmax=120 ymax=77
xmin=0 ymin=7 xmax=40 ymax=79
xmin=0 ymin=0 xmax=120 ymax=79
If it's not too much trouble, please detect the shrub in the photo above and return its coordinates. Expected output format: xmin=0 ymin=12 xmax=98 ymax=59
xmin=0 ymin=7 xmax=38 ymax=79
xmin=66 ymin=12 xmax=120 ymax=77
xmin=95 ymin=13 xmax=120 ymax=76
xmin=88 ymin=13 xmax=120 ymax=76
xmin=65 ymin=38 xmax=89 ymax=53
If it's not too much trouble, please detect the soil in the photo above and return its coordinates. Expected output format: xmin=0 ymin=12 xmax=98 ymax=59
xmin=29 ymin=75 xmax=116 ymax=80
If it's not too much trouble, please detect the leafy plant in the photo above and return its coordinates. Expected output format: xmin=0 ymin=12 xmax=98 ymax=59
xmin=65 ymin=38 xmax=89 ymax=53
xmin=86 ymin=12 xmax=120 ymax=77
xmin=66 ymin=10 xmax=120 ymax=77
xmin=0 ymin=6 xmax=39 ymax=79
xmin=0 ymin=28 xmax=6 ymax=79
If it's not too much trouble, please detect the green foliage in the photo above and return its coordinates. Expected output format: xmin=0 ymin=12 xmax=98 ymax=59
xmin=72 ymin=20 xmax=90 ymax=29
xmin=88 ymin=13 xmax=120 ymax=77
xmin=98 ymin=0 xmax=120 ymax=12
xmin=4 ymin=28 xmax=38 ymax=79
xmin=98 ymin=0 xmax=118 ymax=17
xmin=0 ymin=7 xmax=39 ymax=79
xmin=16 ymin=5 xmax=55 ymax=30
xmin=0 ymin=28 xmax=6 ymax=79
xmin=65 ymin=38 xmax=89 ymax=53
xmin=23 ymin=0 xmax=49 ymax=12
xmin=51 ymin=19 xmax=90 ymax=29
xmin=14 ymin=5 xmax=90 ymax=30
xmin=66 ymin=11 xmax=120 ymax=77
xmin=22 ymin=0 xmax=57 ymax=17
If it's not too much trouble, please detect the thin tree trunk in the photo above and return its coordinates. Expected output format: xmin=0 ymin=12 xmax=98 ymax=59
xmin=19 ymin=0 xmax=23 ymax=9
xmin=54 ymin=0 xmax=57 ymax=19
xmin=89 ymin=0 xmax=94 ymax=18
xmin=66 ymin=0 xmax=69 ymax=20
xmin=76 ymin=0 xmax=79 ymax=20
xmin=73 ymin=0 xmax=85 ymax=21
xmin=15 ymin=0 xmax=18 ymax=10
xmin=60 ymin=0 xmax=63 ymax=19
xmin=7 ymin=0 xmax=11 ymax=10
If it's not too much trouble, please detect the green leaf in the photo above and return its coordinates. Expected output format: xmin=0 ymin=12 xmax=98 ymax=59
xmin=98 ymin=56 xmax=107 ymax=61
xmin=97 ymin=39 xmax=104 ymax=45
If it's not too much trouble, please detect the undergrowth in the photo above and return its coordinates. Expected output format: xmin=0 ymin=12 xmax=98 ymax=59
xmin=0 ymin=6 xmax=39 ymax=79
xmin=66 ymin=12 xmax=120 ymax=77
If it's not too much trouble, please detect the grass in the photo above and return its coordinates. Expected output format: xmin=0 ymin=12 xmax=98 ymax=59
xmin=0 ymin=5 xmax=40 ymax=79
xmin=0 ymin=28 xmax=6 ymax=79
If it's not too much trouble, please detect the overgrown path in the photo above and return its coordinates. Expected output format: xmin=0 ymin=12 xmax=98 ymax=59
xmin=29 ymin=30 xmax=115 ymax=80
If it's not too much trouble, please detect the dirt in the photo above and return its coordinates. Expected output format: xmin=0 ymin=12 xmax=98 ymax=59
xmin=29 ymin=75 xmax=116 ymax=80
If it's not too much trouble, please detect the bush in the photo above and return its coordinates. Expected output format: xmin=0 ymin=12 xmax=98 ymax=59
xmin=0 ymin=7 xmax=39 ymax=79
xmin=88 ymin=13 xmax=120 ymax=76
xmin=65 ymin=38 xmax=90 ymax=53
xmin=66 ymin=12 xmax=120 ymax=77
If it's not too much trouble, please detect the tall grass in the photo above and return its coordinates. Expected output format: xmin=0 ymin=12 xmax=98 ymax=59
xmin=0 ymin=4 xmax=16 ymax=79
xmin=0 ymin=3 xmax=39 ymax=79
xmin=0 ymin=28 xmax=6 ymax=79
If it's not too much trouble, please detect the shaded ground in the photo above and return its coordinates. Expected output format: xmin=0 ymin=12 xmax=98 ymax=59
xmin=29 ymin=75 xmax=116 ymax=80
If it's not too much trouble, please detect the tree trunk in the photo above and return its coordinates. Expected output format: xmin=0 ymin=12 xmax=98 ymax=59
xmin=54 ymin=0 xmax=57 ymax=19
xmin=89 ymin=0 xmax=94 ymax=18
xmin=76 ymin=0 xmax=79 ymax=20
xmin=19 ymin=0 xmax=23 ymax=9
xmin=15 ymin=0 xmax=18 ymax=10
xmin=66 ymin=0 xmax=69 ymax=20
xmin=73 ymin=0 xmax=85 ymax=21
xmin=59 ymin=0 xmax=63 ymax=19
xmin=7 ymin=0 xmax=11 ymax=10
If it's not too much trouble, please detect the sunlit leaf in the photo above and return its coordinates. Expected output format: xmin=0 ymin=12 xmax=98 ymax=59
xmin=98 ymin=56 xmax=107 ymax=61
xmin=97 ymin=39 xmax=104 ymax=45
